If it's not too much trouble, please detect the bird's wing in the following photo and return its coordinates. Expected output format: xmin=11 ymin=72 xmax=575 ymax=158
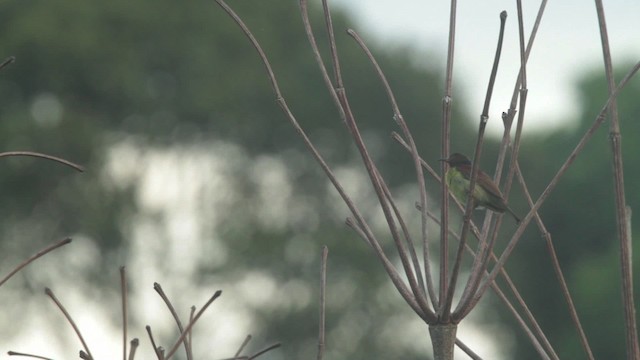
xmin=458 ymin=164 xmax=505 ymax=199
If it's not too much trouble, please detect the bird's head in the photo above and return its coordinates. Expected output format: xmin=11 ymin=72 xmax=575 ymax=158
xmin=439 ymin=153 xmax=471 ymax=167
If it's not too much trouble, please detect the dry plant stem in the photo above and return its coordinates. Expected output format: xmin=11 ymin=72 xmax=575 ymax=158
xmin=0 ymin=151 xmax=84 ymax=172
xmin=470 ymin=60 xmax=640 ymax=310
xmin=594 ymin=2 xmax=639 ymax=358
xmin=347 ymin=28 xmax=434 ymax=304
xmin=247 ymin=343 xmax=282 ymax=360
xmin=344 ymin=217 xmax=429 ymax=319
xmin=164 ymin=290 xmax=222 ymax=360
xmin=454 ymin=339 xmax=483 ymax=360
xmin=234 ymin=335 xmax=252 ymax=359
xmin=0 ymin=238 xmax=71 ymax=288
xmin=120 ymin=266 xmax=129 ymax=360
xmin=429 ymin=324 xmax=456 ymax=360
xmin=376 ymin=168 xmax=432 ymax=304
xmin=189 ymin=306 xmax=195 ymax=355
xmin=129 ymin=339 xmax=139 ymax=360
xmin=497 ymin=0 xmax=547 ymax=180
xmin=146 ymin=326 xmax=163 ymax=360
xmin=7 ymin=351 xmax=53 ymax=360
xmin=515 ymin=165 xmax=593 ymax=359
xmin=311 ymin=1 xmax=431 ymax=320
xmin=508 ymin=0 xmax=547 ymax=110
xmin=439 ymin=0 xmax=458 ymax=311
xmin=398 ymin=135 xmax=556 ymax=357
xmin=216 ymin=0 xmax=433 ymax=322
xmin=321 ymin=0 xmax=341 ymax=87
xmin=427 ymin=211 xmax=556 ymax=359
xmin=153 ymin=283 xmax=192 ymax=360
xmin=457 ymin=80 xmax=528 ymax=315
xmin=317 ymin=246 xmax=328 ymax=360
xmin=500 ymin=0 xmax=529 ymax=203
xmin=44 ymin=288 xmax=94 ymax=360
xmin=299 ymin=0 xmax=345 ymax=118
xmin=0 ymin=56 xmax=15 ymax=70
xmin=441 ymin=11 xmax=507 ymax=322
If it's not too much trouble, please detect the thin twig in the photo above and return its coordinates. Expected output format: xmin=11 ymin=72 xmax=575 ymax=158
xmin=247 ymin=343 xmax=282 ymax=359
xmin=128 ymin=339 xmax=139 ymax=360
xmin=428 ymin=211 xmax=556 ymax=359
xmin=470 ymin=60 xmax=640 ymax=309
xmin=454 ymin=339 xmax=483 ymax=360
xmin=7 ymin=351 xmax=54 ymax=359
xmin=216 ymin=0 xmax=433 ymax=322
xmin=120 ymin=266 xmax=128 ymax=360
xmin=593 ymin=1 xmax=639 ymax=358
xmin=153 ymin=283 xmax=191 ymax=359
xmin=347 ymin=28 xmax=435 ymax=305
xmin=234 ymin=335 xmax=252 ymax=359
xmin=0 ymin=238 xmax=72 ymax=288
xmin=439 ymin=0 xmax=458 ymax=311
xmin=441 ymin=11 xmax=507 ymax=322
xmin=164 ymin=290 xmax=223 ymax=360
xmin=317 ymin=246 xmax=328 ymax=360
xmin=45 ymin=288 xmax=93 ymax=360
xmin=458 ymin=4 xmax=529 ymax=312
xmin=0 ymin=151 xmax=84 ymax=172
xmin=515 ymin=164 xmax=593 ymax=359
xmin=146 ymin=325 xmax=163 ymax=360
xmin=0 ymin=56 xmax=15 ymax=71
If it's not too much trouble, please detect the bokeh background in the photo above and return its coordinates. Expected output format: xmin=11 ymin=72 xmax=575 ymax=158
xmin=0 ymin=1 xmax=638 ymax=359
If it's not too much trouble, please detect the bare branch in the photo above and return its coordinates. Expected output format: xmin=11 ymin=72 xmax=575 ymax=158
xmin=164 ymin=290 xmax=222 ymax=360
xmin=0 ymin=238 xmax=72 ymax=288
xmin=317 ymin=246 xmax=328 ymax=360
xmin=45 ymin=288 xmax=94 ymax=360
xmin=153 ymin=283 xmax=192 ymax=359
xmin=441 ymin=11 xmax=508 ymax=322
xmin=0 ymin=151 xmax=84 ymax=172
xmin=120 ymin=267 xmax=129 ymax=360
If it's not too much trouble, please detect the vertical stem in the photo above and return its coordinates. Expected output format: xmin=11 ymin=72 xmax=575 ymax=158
xmin=593 ymin=2 xmax=639 ymax=359
xmin=429 ymin=324 xmax=457 ymax=360
xmin=439 ymin=0 xmax=458 ymax=313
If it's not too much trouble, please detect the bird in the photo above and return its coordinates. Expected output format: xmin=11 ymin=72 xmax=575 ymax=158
xmin=440 ymin=153 xmax=520 ymax=222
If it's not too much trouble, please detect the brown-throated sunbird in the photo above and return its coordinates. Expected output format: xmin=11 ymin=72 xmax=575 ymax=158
xmin=440 ymin=153 xmax=520 ymax=222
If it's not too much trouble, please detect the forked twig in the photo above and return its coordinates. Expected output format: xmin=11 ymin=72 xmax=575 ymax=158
xmin=441 ymin=11 xmax=508 ymax=321
xmin=146 ymin=325 xmax=163 ymax=360
xmin=216 ymin=0 xmax=434 ymax=322
xmin=347 ymin=28 xmax=435 ymax=306
xmin=470 ymin=60 xmax=640 ymax=309
xmin=164 ymin=290 xmax=223 ymax=360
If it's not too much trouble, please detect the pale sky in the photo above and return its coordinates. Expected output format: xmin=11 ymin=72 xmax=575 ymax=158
xmin=332 ymin=1 xmax=640 ymax=135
